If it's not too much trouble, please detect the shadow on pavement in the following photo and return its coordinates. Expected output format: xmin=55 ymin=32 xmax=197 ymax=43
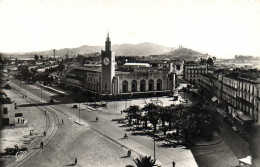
xmin=120 ymin=155 xmax=130 ymax=158
xmin=17 ymin=101 xmax=72 ymax=107
xmin=66 ymin=163 xmax=76 ymax=166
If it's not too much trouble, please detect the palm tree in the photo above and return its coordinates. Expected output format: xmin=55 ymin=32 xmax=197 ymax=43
xmin=142 ymin=103 xmax=160 ymax=132
xmin=134 ymin=156 xmax=159 ymax=167
xmin=123 ymin=105 xmax=140 ymax=126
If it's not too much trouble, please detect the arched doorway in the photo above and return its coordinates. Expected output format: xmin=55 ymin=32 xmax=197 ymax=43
xmin=149 ymin=79 xmax=154 ymax=91
xmin=140 ymin=80 xmax=146 ymax=92
xmin=131 ymin=80 xmax=137 ymax=92
xmin=122 ymin=80 xmax=128 ymax=93
xmin=157 ymin=79 xmax=162 ymax=91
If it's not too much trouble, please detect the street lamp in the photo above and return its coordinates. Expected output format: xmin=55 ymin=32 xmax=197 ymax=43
xmin=20 ymin=78 xmax=21 ymax=91
xmin=154 ymin=134 xmax=156 ymax=160
xmin=41 ymin=87 xmax=42 ymax=102
xmin=78 ymin=102 xmax=81 ymax=123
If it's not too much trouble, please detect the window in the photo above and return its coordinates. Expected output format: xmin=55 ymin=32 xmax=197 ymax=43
xmin=149 ymin=79 xmax=154 ymax=91
xmin=122 ymin=80 xmax=128 ymax=93
xmin=105 ymin=84 xmax=107 ymax=90
xmin=3 ymin=108 xmax=8 ymax=114
xmin=157 ymin=79 xmax=162 ymax=91
xmin=131 ymin=80 xmax=137 ymax=92
xmin=140 ymin=80 xmax=146 ymax=92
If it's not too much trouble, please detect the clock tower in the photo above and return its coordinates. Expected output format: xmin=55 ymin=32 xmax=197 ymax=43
xmin=101 ymin=32 xmax=115 ymax=94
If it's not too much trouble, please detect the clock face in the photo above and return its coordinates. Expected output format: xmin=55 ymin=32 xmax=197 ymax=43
xmin=103 ymin=57 xmax=110 ymax=65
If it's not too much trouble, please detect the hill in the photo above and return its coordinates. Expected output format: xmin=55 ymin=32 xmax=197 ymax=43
xmin=112 ymin=42 xmax=172 ymax=56
xmin=3 ymin=42 xmax=173 ymax=58
xmin=150 ymin=47 xmax=206 ymax=60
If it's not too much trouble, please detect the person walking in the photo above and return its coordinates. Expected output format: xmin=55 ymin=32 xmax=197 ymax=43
xmin=127 ymin=150 xmax=131 ymax=157
xmin=75 ymin=157 xmax=77 ymax=165
xmin=44 ymin=131 xmax=46 ymax=136
xmin=18 ymin=118 xmax=20 ymax=123
xmin=40 ymin=141 xmax=43 ymax=148
xmin=62 ymin=119 xmax=64 ymax=124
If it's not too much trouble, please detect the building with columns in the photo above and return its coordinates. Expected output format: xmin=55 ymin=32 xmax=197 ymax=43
xmin=60 ymin=34 xmax=176 ymax=96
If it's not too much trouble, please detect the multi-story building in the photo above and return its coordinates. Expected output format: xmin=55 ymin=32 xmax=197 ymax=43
xmin=0 ymin=92 xmax=15 ymax=126
xmin=199 ymin=69 xmax=260 ymax=126
xmin=183 ymin=62 xmax=208 ymax=84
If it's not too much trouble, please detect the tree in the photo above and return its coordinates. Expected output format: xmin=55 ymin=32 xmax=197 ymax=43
xmin=199 ymin=58 xmax=207 ymax=65
xmin=207 ymin=57 xmax=214 ymax=66
xmin=123 ymin=105 xmax=140 ymax=126
xmin=40 ymin=55 xmax=43 ymax=60
xmin=34 ymin=55 xmax=39 ymax=61
xmin=134 ymin=156 xmax=159 ymax=167
xmin=142 ymin=103 xmax=160 ymax=132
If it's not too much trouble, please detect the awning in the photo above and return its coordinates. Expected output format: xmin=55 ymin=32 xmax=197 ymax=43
xmin=211 ymin=96 xmax=218 ymax=102
xmin=237 ymin=114 xmax=253 ymax=122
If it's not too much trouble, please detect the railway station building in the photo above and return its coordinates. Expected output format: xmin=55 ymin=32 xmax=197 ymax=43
xmin=59 ymin=34 xmax=177 ymax=97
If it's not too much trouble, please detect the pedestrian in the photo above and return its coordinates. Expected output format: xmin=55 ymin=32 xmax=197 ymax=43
xmin=62 ymin=119 xmax=64 ymax=124
xmin=172 ymin=161 xmax=175 ymax=167
xmin=44 ymin=131 xmax=46 ymax=136
xmin=127 ymin=150 xmax=131 ymax=157
xmin=121 ymin=110 xmax=122 ymax=114
xmin=75 ymin=157 xmax=77 ymax=165
xmin=18 ymin=118 xmax=20 ymax=123
xmin=30 ymin=131 xmax=32 ymax=136
xmin=15 ymin=144 xmax=18 ymax=150
xmin=40 ymin=141 xmax=43 ymax=148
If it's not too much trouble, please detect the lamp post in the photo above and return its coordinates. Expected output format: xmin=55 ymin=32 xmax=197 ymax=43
xmin=20 ymin=78 xmax=21 ymax=90
xmin=78 ymin=102 xmax=81 ymax=123
xmin=41 ymin=87 xmax=42 ymax=102
xmin=125 ymin=96 xmax=127 ymax=109
xmin=154 ymin=134 xmax=156 ymax=160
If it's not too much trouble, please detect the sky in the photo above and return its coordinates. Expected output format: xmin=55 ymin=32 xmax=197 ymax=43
xmin=0 ymin=0 xmax=260 ymax=58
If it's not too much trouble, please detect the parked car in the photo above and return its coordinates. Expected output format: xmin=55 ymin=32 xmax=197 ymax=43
xmin=72 ymin=105 xmax=78 ymax=108
xmin=4 ymin=84 xmax=11 ymax=89
xmin=49 ymin=98 xmax=54 ymax=103
xmin=15 ymin=113 xmax=23 ymax=117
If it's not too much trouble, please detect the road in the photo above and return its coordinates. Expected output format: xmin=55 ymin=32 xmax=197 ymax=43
xmin=5 ymin=78 xmax=136 ymax=167
xmin=5 ymin=76 xmax=197 ymax=167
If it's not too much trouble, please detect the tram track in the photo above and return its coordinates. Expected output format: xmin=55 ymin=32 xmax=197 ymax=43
xmin=7 ymin=85 xmax=60 ymax=167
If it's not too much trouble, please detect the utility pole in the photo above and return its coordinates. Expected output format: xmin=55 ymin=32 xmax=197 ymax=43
xmin=41 ymin=88 xmax=42 ymax=102
xmin=53 ymin=49 xmax=56 ymax=60
xmin=20 ymin=78 xmax=21 ymax=90
xmin=78 ymin=102 xmax=81 ymax=123
xmin=154 ymin=135 xmax=156 ymax=160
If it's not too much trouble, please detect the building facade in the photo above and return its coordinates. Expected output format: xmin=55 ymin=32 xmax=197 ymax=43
xmin=199 ymin=70 xmax=260 ymax=125
xmin=0 ymin=94 xmax=15 ymax=126
xmin=183 ymin=62 xmax=207 ymax=84
xmin=59 ymin=34 xmax=176 ymax=96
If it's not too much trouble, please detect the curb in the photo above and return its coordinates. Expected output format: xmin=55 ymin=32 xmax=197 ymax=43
xmin=194 ymin=137 xmax=222 ymax=146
